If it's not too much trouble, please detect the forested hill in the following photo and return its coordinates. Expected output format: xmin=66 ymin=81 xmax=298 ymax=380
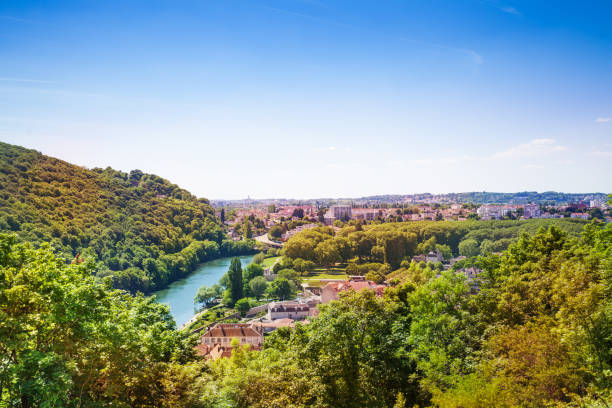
xmin=0 ymin=141 xmax=251 ymax=293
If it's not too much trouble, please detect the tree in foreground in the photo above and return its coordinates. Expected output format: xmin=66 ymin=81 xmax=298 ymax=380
xmin=204 ymin=289 xmax=420 ymax=407
xmin=0 ymin=233 xmax=207 ymax=407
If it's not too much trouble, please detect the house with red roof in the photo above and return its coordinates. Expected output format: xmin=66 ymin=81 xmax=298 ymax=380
xmin=201 ymin=323 xmax=263 ymax=348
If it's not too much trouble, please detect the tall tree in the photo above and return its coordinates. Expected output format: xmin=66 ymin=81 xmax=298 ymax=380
xmin=244 ymin=220 xmax=253 ymax=239
xmin=227 ymin=257 xmax=244 ymax=305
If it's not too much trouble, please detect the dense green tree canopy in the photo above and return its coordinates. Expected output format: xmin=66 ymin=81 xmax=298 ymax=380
xmin=0 ymin=233 xmax=206 ymax=407
xmin=267 ymin=277 xmax=294 ymax=300
xmin=0 ymin=142 xmax=255 ymax=294
xmin=282 ymin=219 xmax=587 ymax=268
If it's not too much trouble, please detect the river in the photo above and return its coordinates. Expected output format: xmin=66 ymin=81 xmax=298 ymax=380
xmin=153 ymin=254 xmax=254 ymax=326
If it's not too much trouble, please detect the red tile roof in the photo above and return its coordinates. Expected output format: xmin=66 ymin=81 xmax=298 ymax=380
xmin=202 ymin=323 xmax=262 ymax=338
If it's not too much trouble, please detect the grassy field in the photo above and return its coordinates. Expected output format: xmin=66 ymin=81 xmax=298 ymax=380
xmin=262 ymin=256 xmax=281 ymax=268
xmin=300 ymin=266 xmax=348 ymax=286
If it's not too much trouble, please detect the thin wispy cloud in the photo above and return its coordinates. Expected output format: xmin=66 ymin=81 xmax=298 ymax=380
xmin=522 ymin=163 xmax=544 ymax=169
xmin=595 ymin=117 xmax=611 ymax=123
xmin=590 ymin=151 xmax=612 ymax=157
xmin=262 ymin=5 xmax=483 ymax=65
xmin=314 ymin=146 xmax=337 ymax=152
xmin=500 ymin=6 xmax=521 ymax=15
xmin=492 ymin=138 xmax=567 ymax=158
xmin=476 ymin=1 xmax=521 ymax=16
xmin=463 ymin=49 xmax=484 ymax=64
xmin=262 ymin=6 xmax=355 ymax=30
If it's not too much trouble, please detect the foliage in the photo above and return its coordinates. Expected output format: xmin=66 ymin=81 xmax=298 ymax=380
xmin=2 ymin=217 xmax=610 ymax=407
xmin=235 ymin=298 xmax=251 ymax=317
xmin=282 ymin=218 xmax=587 ymax=268
xmin=268 ymin=225 xmax=283 ymax=241
xmin=292 ymin=258 xmax=316 ymax=274
xmin=249 ymin=276 xmax=268 ymax=300
xmin=0 ymin=233 xmax=206 ymax=407
xmin=252 ymin=252 xmax=265 ymax=265
xmin=0 ymin=142 xmax=255 ymax=294
xmin=243 ymin=262 xmax=264 ymax=282
xmin=277 ymin=268 xmax=300 ymax=286
xmin=226 ymin=257 xmax=244 ymax=306
xmin=267 ymin=277 xmax=294 ymax=300
xmin=200 ymin=221 xmax=612 ymax=408
xmin=194 ymin=284 xmax=223 ymax=308
xmin=458 ymin=238 xmax=479 ymax=257
xmin=436 ymin=244 xmax=452 ymax=260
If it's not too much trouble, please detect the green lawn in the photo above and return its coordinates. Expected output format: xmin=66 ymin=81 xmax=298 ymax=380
xmin=261 ymin=256 xmax=281 ymax=268
xmin=300 ymin=267 xmax=348 ymax=286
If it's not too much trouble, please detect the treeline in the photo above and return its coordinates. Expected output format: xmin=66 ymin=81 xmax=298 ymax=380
xmin=282 ymin=218 xmax=587 ymax=269
xmin=0 ymin=142 xmax=252 ymax=293
xmin=105 ymin=238 xmax=256 ymax=293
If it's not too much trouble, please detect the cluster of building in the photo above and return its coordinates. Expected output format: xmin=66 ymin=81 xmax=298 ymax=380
xmin=322 ymin=204 xmax=476 ymax=224
xmin=476 ymin=202 xmax=607 ymax=221
xmin=476 ymin=204 xmax=539 ymax=220
xmin=225 ymin=205 xmax=318 ymax=228
xmin=196 ymin=276 xmax=387 ymax=360
xmin=226 ymin=199 xmax=609 ymax=243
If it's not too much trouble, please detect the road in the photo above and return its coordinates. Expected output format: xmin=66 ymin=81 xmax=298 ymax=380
xmin=254 ymin=234 xmax=283 ymax=248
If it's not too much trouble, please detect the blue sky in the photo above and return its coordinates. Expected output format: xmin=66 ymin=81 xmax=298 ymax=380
xmin=1 ymin=0 xmax=611 ymax=199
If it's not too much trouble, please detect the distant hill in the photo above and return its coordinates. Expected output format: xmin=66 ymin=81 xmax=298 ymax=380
xmin=0 ymin=142 xmax=252 ymax=293
xmin=213 ymin=191 xmax=608 ymax=207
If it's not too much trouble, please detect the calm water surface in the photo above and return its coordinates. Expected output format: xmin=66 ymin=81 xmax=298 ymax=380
xmin=153 ymin=254 xmax=254 ymax=326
